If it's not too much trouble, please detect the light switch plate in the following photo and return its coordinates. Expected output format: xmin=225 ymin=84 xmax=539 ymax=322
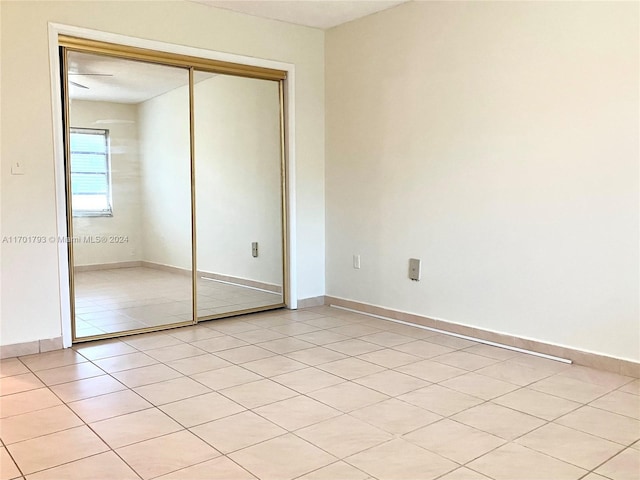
xmin=252 ymin=242 xmax=258 ymax=257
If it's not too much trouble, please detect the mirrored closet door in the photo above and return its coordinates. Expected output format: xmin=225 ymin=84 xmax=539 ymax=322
xmin=61 ymin=38 xmax=287 ymax=342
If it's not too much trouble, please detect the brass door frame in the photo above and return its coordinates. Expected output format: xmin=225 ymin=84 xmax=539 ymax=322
xmin=60 ymin=37 xmax=289 ymax=343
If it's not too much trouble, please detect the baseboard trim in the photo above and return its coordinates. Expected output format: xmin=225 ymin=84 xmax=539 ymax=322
xmin=0 ymin=337 xmax=64 ymax=359
xmin=141 ymin=261 xmax=191 ymax=277
xmin=297 ymin=296 xmax=326 ymax=308
xmin=74 ymin=261 xmax=142 ymax=272
xmin=325 ymin=296 xmax=640 ymax=378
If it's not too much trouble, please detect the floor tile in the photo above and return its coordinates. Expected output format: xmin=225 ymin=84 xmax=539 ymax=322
xmin=160 ymin=391 xmax=245 ymax=427
xmin=191 ymin=411 xmax=286 ymax=454
xmin=358 ymin=331 xmax=414 ymax=347
xmin=590 ymin=390 xmax=640 ymax=419
xmin=393 ymin=340 xmax=455 ymax=358
xmin=328 ymin=324 xmax=382 ymax=338
xmin=134 ymin=376 xmax=211 ymax=405
xmin=6 ymin=425 xmax=108 ymax=475
xmin=165 ymin=354 xmax=232 ymax=375
xmin=317 ymin=358 xmax=385 ymax=380
xmin=398 ymin=384 xmax=484 ymax=416
xmin=356 ymin=349 xmax=420 ymax=368
xmin=156 ymin=456 xmax=256 ymax=479
xmin=191 ymin=335 xmax=249 ymax=353
xmin=271 ymin=367 xmax=344 ymax=393
xmin=294 ymin=330 xmax=350 ymax=346
xmin=0 ymin=404 xmax=82 ymax=444
xmin=0 ymin=358 xmax=28 ymax=378
xmin=110 ymin=363 xmax=182 ymax=388
xmin=230 ymin=329 xmax=285 ymax=344
xmin=595 ymin=448 xmax=640 ymax=480
xmin=475 ymin=361 xmax=552 ymax=386
xmin=0 ymin=373 xmax=44 ymax=396
xmin=68 ymin=389 xmax=152 ymax=423
xmin=0 ymin=388 xmax=61 ymax=418
xmin=556 ymin=405 xmax=640 ymax=445
xmin=122 ymin=333 xmax=184 ymax=351
xmin=395 ymin=359 xmax=467 ymax=383
xmin=89 ymin=407 xmax=182 ymax=448
xmin=323 ymin=339 xmax=382 ymax=356
xmin=404 ymin=418 xmax=505 ymax=463
xmin=229 ymin=433 xmax=335 ymax=480
xmin=309 ymin=381 xmax=389 ymax=412
xmin=285 ymin=347 xmax=347 ymax=366
xmin=116 ymin=430 xmax=219 ymax=479
xmin=438 ymin=467 xmax=491 ymax=479
xmin=516 ymin=422 xmax=624 ymax=469
xmin=168 ymin=326 xmax=225 ymax=343
xmin=269 ymin=322 xmax=323 ymax=336
xmin=619 ymin=379 xmax=640 ymax=396
xmin=74 ymin=341 xmax=138 ymax=361
xmin=26 ymin=451 xmax=139 ymax=480
xmin=220 ymin=379 xmax=297 ymax=409
xmin=506 ymin=355 xmax=571 ymax=375
xmin=452 ymin=402 xmax=545 ymax=440
xmin=557 ymin=365 xmax=634 ymax=389
xmin=353 ymin=369 xmax=428 ymax=396
xmin=530 ymin=375 xmax=615 ymax=403
xmin=19 ymin=349 xmax=85 ymax=372
xmin=440 ymin=372 xmax=519 ymax=400
xmin=208 ymin=321 xmax=260 ymax=335
xmin=241 ymin=355 xmax=307 ymax=377
xmin=345 ymin=438 xmax=457 ymax=480
xmin=257 ymin=338 xmax=315 ymax=354
xmin=350 ymin=398 xmax=441 ymax=434
xmin=297 ymin=461 xmax=369 ymax=480
xmin=467 ymin=443 xmax=587 ymax=480
xmin=191 ymin=365 xmax=262 ymax=390
xmin=49 ymin=375 xmax=125 ymax=402
xmin=215 ymin=346 xmax=276 ymax=364
xmin=93 ymin=352 xmax=158 ymax=373
xmin=0 ymin=447 xmax=21 ymax=480
xmin=492 ymin=387 xmax=581 ymax=421
xmin=253 ymin=395 xmax=341 ymax=430
xmin=432 ymin=351 xmax=500 ymax=371
xmin=297 ymin=415 xmax=393 ymax=458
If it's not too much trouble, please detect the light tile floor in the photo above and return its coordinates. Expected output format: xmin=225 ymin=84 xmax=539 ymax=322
xmin=1 ymin=306 xmax=639 ymax=480
xmin=74 ymin=267 xmax=282 ymax=338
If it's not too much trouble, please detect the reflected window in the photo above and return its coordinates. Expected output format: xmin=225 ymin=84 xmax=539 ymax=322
xmin=70 ymin=128 xmax=112 ymax=216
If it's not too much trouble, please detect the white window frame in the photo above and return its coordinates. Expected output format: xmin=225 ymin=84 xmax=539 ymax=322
xmin=70 ymin=127 xmax=113 ymax=217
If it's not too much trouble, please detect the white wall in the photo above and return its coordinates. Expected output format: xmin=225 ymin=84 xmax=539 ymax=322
xmin=326 ymin=1 xmax=639 ymax=361
xmin=195 ymin=75 xmax=283 ymax=286
xmin=69 ymin=100 xmax=143 ymax=266
xmin=0 ymin=0 xmax=324 ymax=346
xmin=137 ymin=84 xmax=192 ymax=271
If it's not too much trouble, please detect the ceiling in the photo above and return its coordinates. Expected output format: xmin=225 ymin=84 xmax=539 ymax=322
xmin=191 ymin=0 xmax=409 ymax=29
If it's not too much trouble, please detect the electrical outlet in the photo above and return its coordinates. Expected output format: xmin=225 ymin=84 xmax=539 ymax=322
xmin=11 ymin=160 xmax=25 ymax=175
xmin=409 ymin=258 xmax=421 ymax=281
xmin=353 ymin=254 xmax=361 ymax=269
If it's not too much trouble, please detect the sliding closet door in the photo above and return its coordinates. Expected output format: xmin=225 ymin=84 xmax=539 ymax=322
xmin=64 ymin=50 xmax=193 ymax=340
xmin=193 ymin=71 xmax=285 ymax=319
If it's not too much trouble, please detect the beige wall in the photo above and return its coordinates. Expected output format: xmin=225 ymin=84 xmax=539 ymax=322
xmin=69 ymin=100 xmax=143 ymax=266
xmin=325 ymin=1 xmax=639 ymax=361
xmin=0 ymin=0 xmax=325 ymax=346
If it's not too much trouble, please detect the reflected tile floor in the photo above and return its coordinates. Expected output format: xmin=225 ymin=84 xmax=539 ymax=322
xmin=74 ymin=267 xmax=282 ymax=338
xmin=1 ymin=306 xmax=639 ymax=480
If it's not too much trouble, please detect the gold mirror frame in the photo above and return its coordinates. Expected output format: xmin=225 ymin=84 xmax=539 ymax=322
xmin=60 ymin=36 xmax=289 ymax=343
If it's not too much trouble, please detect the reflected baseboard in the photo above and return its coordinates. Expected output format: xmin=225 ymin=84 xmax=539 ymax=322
xmin=197 ymin=270 xmax=282 ymax=294
xmin=297 ymin=296 xmax=326 ymax=308
xmin=74 ymin=261 xmax=142 ymax=272
xmin=140 ymin=261 xmax=191 ymax=276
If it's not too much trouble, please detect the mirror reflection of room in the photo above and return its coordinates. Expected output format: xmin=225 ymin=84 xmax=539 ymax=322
xmin=194 ymin=71 xmax=284 ymax=319
xmin=68 ymin=51 xmax=193 ymax=339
